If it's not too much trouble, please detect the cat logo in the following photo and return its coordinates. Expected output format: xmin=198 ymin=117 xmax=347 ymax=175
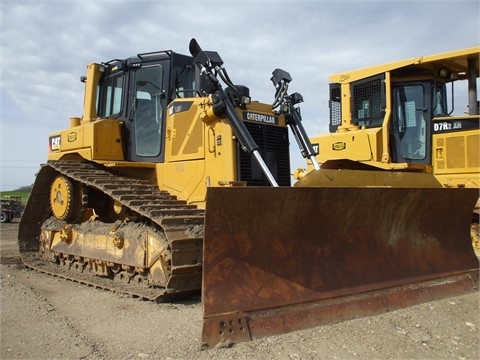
xmin=68 ymin=132 xmax=77 ymax=142
xmin=49 ymin=135 xmax=61 ymax=151
xmin=243 ymin=111 xmax=278 ymax=125
xmin=332 ymin=142 xmax=346 ymax=151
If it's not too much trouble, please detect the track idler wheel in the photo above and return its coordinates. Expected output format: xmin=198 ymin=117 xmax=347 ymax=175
xmin=50 ymin=175 xmax=85 ymax=221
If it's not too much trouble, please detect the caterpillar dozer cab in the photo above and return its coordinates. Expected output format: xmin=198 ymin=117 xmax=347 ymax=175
xmin=19 ymin=40 xmax=478 ymax=348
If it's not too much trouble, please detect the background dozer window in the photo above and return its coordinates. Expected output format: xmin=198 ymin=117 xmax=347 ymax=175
xmin=329 ymin=83 xmax=341 ymax=133
xmin=351 ymin=74 xmax=385 ymax=128
xmin=432 ymin=84 xmax=448 ymax=116
xmin=391 ymin=83 xmax=430 ymax=163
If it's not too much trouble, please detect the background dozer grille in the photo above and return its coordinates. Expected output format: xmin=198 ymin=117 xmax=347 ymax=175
xmin=351 ymin=74 xmax=385 ymax=128
xmin=329 ymin=83 xmax=341 ymax=133
xmin=238 ymin=123 xmax=291 ymax=186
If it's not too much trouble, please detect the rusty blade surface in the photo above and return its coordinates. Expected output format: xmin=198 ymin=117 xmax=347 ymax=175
xmin=201 ymin=187 xmax=479 ymax=346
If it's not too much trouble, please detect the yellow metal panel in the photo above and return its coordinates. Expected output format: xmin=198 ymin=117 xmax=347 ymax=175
xmin=158 ymin=117 xmax=238 ymax=208
xmin=60 ymin=126 xmax=84 ymax=151
xmin=467 ymin=134 xmax=480 ymax=168
xmin=330 ymin=46 xmax=480 ymax=84
xmin=166 ymin=100 xmax=205 ymax=162
xmin=339 ymin=83 xmax=351 ymax=128
xmin=381 ymin=72 xmax=392 ymax=163
xmin=446 ymin=136 xmax=466 ymax=169
xmin=160 ymin=160 xmax=201 ymax=193
xmin=47 ymin=119 xmax=124 ymax=162
xmin=434 ymin=129 xmax=480 ymax=174
xmin=313 ymin=128 xmax=381 ymax=163
xmin=161 ymin=99 xmax=208 ymax=205
xmin=83 ymin=63 xmax=103 ymax=122
xmin=48 ymin=148 xmax=92 ymax=161
xmin=91 ymin=120 xmax=124 ymax=160
xmin=203 ymin=120 xmax=237 ymax=185
xmin=171 ymin=111 xmax=204 ymax=156
xmin=433 ymin=128 xmax=480 ymax=187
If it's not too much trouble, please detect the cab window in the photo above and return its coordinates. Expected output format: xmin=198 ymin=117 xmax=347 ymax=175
xmin=351 ymin=74 xmax=385 ymax=128
xmin=98 ymin=74 xmax=123 ymax=117
xmin=393 ymin=84 xmax=427 ymax=160
xmin=134 ymin=66 xmax=163 ymax=157
xmin=432 ymin=84 xmax=448 ymax=117
xmin=172 ymin=66 xmax=196 ymax=99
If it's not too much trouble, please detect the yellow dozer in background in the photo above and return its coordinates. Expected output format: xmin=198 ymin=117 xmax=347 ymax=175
xmin=304 ymin=47 xmax=480 ymax=251
xmin=19 ymin=40 xmax=478 ymax=348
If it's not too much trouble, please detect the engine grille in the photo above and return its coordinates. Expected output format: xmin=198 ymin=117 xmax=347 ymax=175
xmin=238 ymin=123 xmax=291 ymax=186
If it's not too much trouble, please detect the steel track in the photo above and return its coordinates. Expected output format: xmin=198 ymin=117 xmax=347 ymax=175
xmin=19 ymin=160 xmax=204 ymax=301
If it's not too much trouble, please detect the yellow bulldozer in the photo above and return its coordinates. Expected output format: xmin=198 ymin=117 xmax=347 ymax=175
xmin=19 ymin=40 xmax=479 ymax=347
xmin=303 ymin=46 xmax=480 ymax=251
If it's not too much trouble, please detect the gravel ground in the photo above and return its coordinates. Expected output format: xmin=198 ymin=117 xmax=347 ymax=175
xmin=1 ymin=219 xmax=479 ymax=360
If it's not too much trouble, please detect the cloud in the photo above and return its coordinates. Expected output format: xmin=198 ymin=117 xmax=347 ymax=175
xmin=0 ymin=89 xmax=47 ymax=188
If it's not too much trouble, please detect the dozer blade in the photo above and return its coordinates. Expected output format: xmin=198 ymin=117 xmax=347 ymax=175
xmin=201 ymin=187 xmax=479 ymax=347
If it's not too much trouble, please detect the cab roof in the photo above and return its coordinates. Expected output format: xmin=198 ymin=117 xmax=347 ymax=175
xmin=329 ymin=46 xmax=480 ymax=83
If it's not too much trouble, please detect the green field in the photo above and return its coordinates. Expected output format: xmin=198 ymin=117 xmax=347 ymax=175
xmin=0 ymin=190 xmax=30 ymax=204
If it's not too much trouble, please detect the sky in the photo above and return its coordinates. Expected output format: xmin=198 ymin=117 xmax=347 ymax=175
xmin=1 ymin=0 xmax=479 ymax=190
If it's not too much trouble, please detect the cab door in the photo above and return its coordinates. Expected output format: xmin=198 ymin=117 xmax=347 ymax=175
xmin=126 ymin=64 xmax=167 ymax=163
xmin=390 ymin=82 xmax=431 ymax=165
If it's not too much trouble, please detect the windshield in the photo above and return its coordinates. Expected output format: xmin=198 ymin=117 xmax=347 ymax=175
xmin=173 ymin=65 xmax=196 ymax=99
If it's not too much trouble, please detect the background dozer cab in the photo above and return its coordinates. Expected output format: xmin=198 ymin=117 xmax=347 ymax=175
xmin=18 ymin=40 xmax=478 ymax=348
xmin=305 ymin=46 xmax=479 ymax=185
xmin=304 ymin=46 xmax=480 ymax=253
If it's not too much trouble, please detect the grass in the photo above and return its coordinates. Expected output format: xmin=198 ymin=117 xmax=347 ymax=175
xmin=1 ymin=190 xmax=30 ymax=204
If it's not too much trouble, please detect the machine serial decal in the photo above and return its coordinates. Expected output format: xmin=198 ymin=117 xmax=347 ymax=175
xmin=243 ymin=112 xmax=279 ymax=125
xmin=332 ymin=142 xmax=346 ymax=151
xmin=433 ymin=121 xmax=461 ymax=132
xmin=433 ymin=119 xmax=479 ymax=133
xmin=49 ymin=135 xmax=61 ymax=151
xmin=168 ymin=101 xmax=194 ymax=115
